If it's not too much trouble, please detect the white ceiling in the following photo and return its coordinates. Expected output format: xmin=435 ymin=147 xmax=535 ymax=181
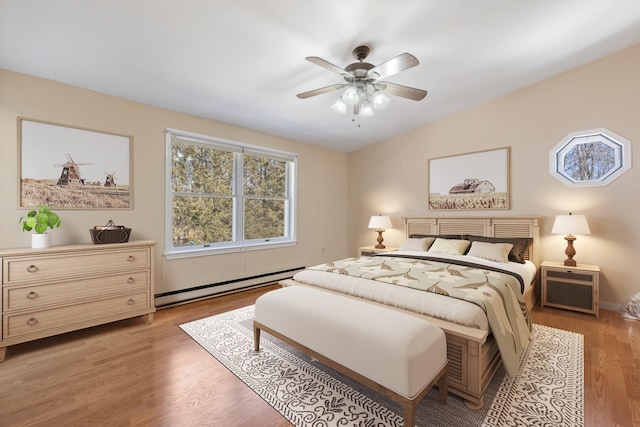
xmin=2 ymin=1 xmax=640 ymax=153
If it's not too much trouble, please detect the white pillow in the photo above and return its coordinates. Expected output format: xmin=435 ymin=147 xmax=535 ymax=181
xmin=399 ymin=237 xmax=435 ymax=251
xmin=467 ymin=241 xmax=513 ymax=263
xmin=427 ymin=238 xmax=470 ymax=255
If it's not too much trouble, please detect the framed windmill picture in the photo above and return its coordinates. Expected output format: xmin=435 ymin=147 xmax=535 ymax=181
xmin=18 ymin=118 xmax=132 ymax=209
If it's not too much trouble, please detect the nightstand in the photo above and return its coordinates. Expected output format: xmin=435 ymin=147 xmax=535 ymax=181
xmin=541 ymin=261 xmax=600 ymax=317
xmin=358 ymin=246 xmax=398 ymax=256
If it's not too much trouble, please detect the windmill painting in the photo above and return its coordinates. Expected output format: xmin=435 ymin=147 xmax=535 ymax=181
xmin=54 ymin=154 xmax=91 ymax=186
xmin=19 ymin=118 xmax=132 ymax=209
xmin=104 ymin=171 xmax=117 ymax=187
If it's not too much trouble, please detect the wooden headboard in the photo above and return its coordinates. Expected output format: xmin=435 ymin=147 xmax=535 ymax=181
xmin=404 ymin=217 xmax=540 ymax=265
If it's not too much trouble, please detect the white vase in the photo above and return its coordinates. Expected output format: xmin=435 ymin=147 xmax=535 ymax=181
xmin=32 ymin=233 xmax=52 ymax=249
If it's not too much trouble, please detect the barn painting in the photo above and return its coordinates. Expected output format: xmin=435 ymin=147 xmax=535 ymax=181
xmin=448 ymin=178 xmax=496 ymax=194
xmin=428 ymin=147 xmax=510 ymax=210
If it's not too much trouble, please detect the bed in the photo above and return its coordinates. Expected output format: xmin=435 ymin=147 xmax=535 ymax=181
xmin=280 ymin=216 xmax=540 ymax=408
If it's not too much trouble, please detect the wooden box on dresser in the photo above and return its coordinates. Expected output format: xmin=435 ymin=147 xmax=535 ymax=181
xmin=0 ymin=240 xmax=156 ymax=362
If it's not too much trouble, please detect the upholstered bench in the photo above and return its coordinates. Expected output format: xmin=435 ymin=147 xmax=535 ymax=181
xmin=253 ymin=286 xmax=448 ymax=426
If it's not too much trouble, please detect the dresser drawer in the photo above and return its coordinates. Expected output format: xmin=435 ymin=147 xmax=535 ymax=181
xmin=3 ymin=248 xmax=150 ymax=285
xmin=3 ymin=271 xmax=149 ymax=312
xmin=3 ymin=291 xmax=150 ymax=340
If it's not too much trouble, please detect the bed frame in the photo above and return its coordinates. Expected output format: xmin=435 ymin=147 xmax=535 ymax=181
xmin=281 ymin=216 xmax=540 ymax=408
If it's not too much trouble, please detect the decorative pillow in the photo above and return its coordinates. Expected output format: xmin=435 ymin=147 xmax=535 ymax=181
xmin=465 ymin=235 xmax=533 ymax=263
xmin=399 ymin=237 xmax=435 ymax=251
xmin=427 ymin=238 xmax=471 ymax=255
xmin=467 ymin=241 xmax=513 ymax=263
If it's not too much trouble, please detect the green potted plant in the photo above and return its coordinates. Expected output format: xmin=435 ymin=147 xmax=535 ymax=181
xmin=19 ymin=205 xmax=62 ymax=248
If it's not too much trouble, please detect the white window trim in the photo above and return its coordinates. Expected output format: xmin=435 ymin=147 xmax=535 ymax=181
xmin=164 ymin=128 xmax=297 ymax=258
xmin=549 ymin=128 xmax=632 ymax=187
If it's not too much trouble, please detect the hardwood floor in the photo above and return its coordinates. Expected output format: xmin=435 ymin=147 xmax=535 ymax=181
xmin=0 ymin=284 xmax=638 ymax=427
xmin=530 ymin=304 xmax=640 ymax=427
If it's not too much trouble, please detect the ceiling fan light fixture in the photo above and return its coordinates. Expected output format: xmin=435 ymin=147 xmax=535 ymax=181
xmin=298 ymin=45 xmax=427 ymax=117
xmin=341 ymin=85 xmax=359 ymax=105
xmin=372 ymin=89 xmax=389 ymax=109
xmin=331 ymin=98 xmax=347 ymax=114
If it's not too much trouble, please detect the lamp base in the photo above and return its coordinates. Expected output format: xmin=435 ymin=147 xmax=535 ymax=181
xmin=375 ymin=230 xmax=385 ymax=249
xmin=563 ymin=235 xmax=577 ymax=267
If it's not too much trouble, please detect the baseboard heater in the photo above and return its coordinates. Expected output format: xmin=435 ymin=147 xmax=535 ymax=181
xmin=155 ymin=267 xmax=305 ymax=308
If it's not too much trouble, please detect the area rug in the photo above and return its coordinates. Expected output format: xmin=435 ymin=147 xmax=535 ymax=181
xmin=180 ymin=306 xmax=583 ymax=426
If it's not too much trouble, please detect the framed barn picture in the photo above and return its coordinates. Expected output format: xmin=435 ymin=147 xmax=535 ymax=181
xmin=428 ymin=147 xmax=510 ymax=210
xmin=18 ymin=118 xmax=132 ymax=209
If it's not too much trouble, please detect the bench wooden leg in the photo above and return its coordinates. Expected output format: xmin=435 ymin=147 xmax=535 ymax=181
xmin=400 ymin=362 xmax=447 ymax=426
xmin=253 ymin=321 xmax=261 ymax=352
xmin=401 ymin=401 xmax=416 ymax=427
xmin=439 ymin=365 xmax=448 ymax=404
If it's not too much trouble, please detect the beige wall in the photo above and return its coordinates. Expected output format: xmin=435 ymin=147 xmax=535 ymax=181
xmin=2 ymin=43 xmax=638 ymax=308
xmin=0 ymin=69 xmax=349 ymax=304
xmin=348 ymin=44 xmax=640 ymax=308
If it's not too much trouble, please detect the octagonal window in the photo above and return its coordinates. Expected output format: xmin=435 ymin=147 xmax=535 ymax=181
xmin=550 ymin=128 xmax=632 ymax=187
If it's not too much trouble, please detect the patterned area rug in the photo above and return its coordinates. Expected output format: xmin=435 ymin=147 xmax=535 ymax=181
xmin=180 ymin=306 xmax=583 ymax=427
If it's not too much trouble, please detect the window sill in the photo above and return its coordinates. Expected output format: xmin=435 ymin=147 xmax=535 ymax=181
xmin=164 ymin=241 xmax=297 ymax=260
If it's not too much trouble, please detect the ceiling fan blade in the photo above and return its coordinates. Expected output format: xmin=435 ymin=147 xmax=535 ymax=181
xmin=306 ymin=56 xmax=349 ymax=76
xmin=367 ymin=53 xmax=419 ymax=80
xmin=378 ymin=82 xmax=427 ymax=101
xmin=297 ymin=84 xmax=347 ymax=99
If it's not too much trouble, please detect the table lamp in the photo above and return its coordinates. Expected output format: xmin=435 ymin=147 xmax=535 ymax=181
xmin=551 ymin=213 xmax=591 ymax=266
xmin=368 ymin=215 xmax=392 ymax=249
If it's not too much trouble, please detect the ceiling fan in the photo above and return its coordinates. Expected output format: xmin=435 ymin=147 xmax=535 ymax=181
xmin=297 ymin=45 xmax=427 ymax=116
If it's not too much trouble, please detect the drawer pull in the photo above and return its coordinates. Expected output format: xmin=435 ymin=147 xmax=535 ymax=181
xmin=27 ymin=264 xmax=38 ymax=273
xmin=127 ymin=255 xmax=135 ymax=262
xmin=127 ymin=298 xmax=135 ymax=305
xmin=127 ymin=277 xmax=135 ymax=284
xmin=27 ymin=291 xmax=38 ymax=299
xmin=27 ymin=317 xmax=38 ymax=326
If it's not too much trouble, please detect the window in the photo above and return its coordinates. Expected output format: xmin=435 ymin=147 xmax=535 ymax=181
xmin=165 ymin=129 xmax=296 ymax=257
xmin=549 ymin=128 xmax=632 ymax=187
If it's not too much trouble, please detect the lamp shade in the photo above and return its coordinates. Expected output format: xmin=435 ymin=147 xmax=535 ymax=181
xmin=341 ymin=86 xmax=359 ymax=105
xmin=372 ymin=89 xmax=389 ymax=109
xmin=368 ymin=215 xmax=392 ymax=230
xmin=331 ymin=98 xmax=347 ymax=114
xmin=359 ymin=100 xmax=374 ymax=116
xmin=551 ymin=213 xmax=591 ymax=235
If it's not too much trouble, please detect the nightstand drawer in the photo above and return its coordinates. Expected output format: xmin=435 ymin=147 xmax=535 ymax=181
xmin=545 ymin=269 xmax=596 ymax=283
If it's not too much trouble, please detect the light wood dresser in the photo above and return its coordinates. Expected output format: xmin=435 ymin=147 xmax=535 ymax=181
xmin=0 ymin=240 xmax=156 ymax=361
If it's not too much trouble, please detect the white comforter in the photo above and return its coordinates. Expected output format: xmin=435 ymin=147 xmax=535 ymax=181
xmin=292 ymin=250 xmax=536 ymax=332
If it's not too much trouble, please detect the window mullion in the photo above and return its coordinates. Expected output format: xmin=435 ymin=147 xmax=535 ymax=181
xmin=234 ymin=151 xmax=244 ymax=244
